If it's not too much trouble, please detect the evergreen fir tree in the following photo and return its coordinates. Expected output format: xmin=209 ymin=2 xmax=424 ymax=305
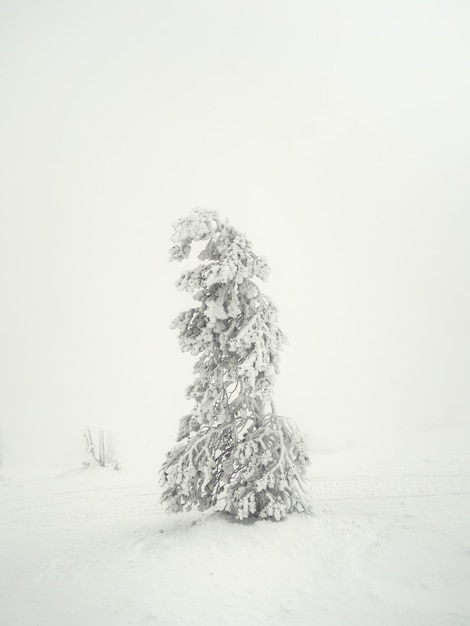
xmin=160 ymin=209 xmax=310 ymax=521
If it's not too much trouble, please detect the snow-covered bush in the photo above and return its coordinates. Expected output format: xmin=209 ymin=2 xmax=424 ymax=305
xmin=160 ymin=209 xmax=310 ymax=521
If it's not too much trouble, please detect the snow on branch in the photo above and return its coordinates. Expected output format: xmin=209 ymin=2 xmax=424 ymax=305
xmin=160 ymin=209 xmax=310 ymax=521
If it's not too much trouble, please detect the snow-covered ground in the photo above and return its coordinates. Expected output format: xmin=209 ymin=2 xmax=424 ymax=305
xmin=1 ymin=427 xmax=470 ymax=626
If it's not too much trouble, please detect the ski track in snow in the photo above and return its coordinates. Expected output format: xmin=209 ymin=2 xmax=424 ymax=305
xmin=309 ymin=473 xmax=470 ymax=500
xmin=1 ymin=473 xmax=470 ymax=529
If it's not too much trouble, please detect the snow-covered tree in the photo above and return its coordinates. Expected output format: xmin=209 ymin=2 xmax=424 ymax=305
xmin=83 ymin=427 xmax=119 ymax=470
xmin=160 ymin=209 xmax=310 ymax=521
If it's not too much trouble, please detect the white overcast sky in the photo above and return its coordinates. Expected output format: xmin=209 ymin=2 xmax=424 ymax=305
xmin=1 ymin=0 xmax=469 ymax=467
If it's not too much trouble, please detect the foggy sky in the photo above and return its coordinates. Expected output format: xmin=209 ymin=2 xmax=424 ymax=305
xmin=1 ymin=0 xmax=469 ymax=468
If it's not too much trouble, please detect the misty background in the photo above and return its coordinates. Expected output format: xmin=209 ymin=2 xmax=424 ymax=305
xmin=1 ymin=0 xmax=469 ymax=470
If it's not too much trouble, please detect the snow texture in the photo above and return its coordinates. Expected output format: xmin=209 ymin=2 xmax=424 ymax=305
xmin=1 ymin=427 xmax=469 ymax=626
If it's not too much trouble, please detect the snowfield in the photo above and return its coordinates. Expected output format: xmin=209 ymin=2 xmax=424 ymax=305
xmin=1 ymin=428 xmax=470 ymax=626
